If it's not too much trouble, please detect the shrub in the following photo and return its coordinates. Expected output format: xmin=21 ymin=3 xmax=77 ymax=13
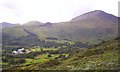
xmin=39 ymin=60 xmax=60 ymax=68
xmin=47 ymin=54 xmax=52 ymax=57
xmin=8 ymin=58 xmax=26 ymax=64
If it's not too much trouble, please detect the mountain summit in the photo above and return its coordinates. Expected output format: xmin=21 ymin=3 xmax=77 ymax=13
xmin=23 ymin=21 xmax=44 ymax=26
xmin=71 ymin=10 xmax=117 ymax=23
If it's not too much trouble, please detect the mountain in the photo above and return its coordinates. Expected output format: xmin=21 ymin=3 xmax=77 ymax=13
xmin=0 ymin=22 xmax=20 ymax=28
xmin=23 ymin=21 xmax=44 ymax=26
xmin=71 ymin=10 xmax=117 ymax=22
xmin=2 ymin=10 xmax=118 ymax=44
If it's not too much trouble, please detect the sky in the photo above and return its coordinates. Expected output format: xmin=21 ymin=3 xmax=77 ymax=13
xmin=0 ymin=0 xmax=119 ymax=24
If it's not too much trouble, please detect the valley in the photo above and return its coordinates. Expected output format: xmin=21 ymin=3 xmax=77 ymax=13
xmin=2 ymin=37 xmax=119 ymax=70
xmin=1 ymin=10 xmax=119 ymax=71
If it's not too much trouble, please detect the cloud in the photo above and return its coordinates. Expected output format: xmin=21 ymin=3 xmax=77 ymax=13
xmin=1 ymin=2 xmax=17 ymax=9
xmin=0 ymin=0 xmax=119 ymax=24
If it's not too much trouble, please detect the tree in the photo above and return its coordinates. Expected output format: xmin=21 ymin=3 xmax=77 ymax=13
xmin=47 ymin=54 xmax=52 ymax=57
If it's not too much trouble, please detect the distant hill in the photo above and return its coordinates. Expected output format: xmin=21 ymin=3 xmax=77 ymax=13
xmin=2 ymin=10 xmax=118 ymax=44
xmin=0 ymin=22 xmax=20 ymax=28
xmin=23 ymin=21 xmax=44 ymax=26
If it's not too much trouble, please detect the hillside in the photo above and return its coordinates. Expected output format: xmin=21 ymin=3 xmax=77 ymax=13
xmin=52 ymin=38 xmax=118 ymax=70
xmin=2 ymin=10 xmax=118 ymax=44
xmin=3 ymin=38 xmax=119 ymax=70
xmin=36 ymin=38 xmax=119 ymax=70
xmin=71 ymin=10 xmax=117 ymax=22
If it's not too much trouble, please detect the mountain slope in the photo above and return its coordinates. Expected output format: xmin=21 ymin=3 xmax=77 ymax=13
xmin=2 ymin=10 xmax=118 ymax=44
xmin=50 ymin=38 xmax=119 ymax=70
xmin=71 ymin=10 xmax=117 ymax=23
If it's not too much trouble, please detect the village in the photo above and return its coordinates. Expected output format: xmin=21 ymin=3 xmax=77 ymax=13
xmin=11 ymin=46 xmax=42 ymax=55
xmin=11 ymin=46 xmax=58 ymax=55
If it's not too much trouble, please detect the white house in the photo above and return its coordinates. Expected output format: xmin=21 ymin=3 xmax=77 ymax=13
xmin=12 ymin=51 xmax=18 ymax=54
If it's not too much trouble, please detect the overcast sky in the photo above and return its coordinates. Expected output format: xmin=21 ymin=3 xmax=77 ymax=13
xmin=0 ymin=0 xmax=119 ymax=24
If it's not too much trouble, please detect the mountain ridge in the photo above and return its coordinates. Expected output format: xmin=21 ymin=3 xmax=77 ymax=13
xmin=0 ymin=22 xmax=20 ymax=28
xmin=2 ymin=10 xmax=118 ymax=44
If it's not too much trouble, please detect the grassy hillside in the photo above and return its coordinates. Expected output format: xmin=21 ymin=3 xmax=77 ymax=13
xmin=52 ymin=38 xmax=119 ymax=70
xmin=3 ymin=38 xmax=119 ymax=70
xmin=2 ymin=10 xmax=118 ymax=44
xmin=3 ymin=26 xmax=28 ymax=37
xmin=28 ymin=38 xmax=119 ymax=70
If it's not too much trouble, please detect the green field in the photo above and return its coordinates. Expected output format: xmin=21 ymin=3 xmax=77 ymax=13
xmin=30 ymin=47 xmax=58 ymax=52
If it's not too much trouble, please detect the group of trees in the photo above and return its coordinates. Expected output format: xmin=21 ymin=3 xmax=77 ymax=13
xmin=2 ymin=56 xmax=26 ymax=64
xmin=8 ymin=58 xmax=26 ymax=64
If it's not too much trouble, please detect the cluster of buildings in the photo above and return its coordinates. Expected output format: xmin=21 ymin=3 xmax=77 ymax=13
xmin=12 ymin=48 xmax=31 ymax=55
